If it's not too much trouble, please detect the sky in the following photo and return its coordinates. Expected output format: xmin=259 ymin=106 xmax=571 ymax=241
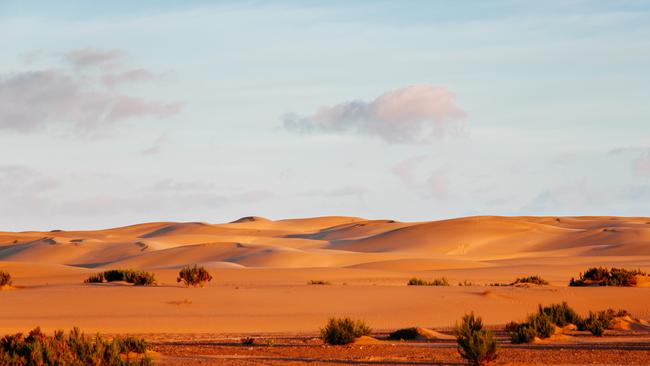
xmin=1 ymin=0 xmax=649 ymax=230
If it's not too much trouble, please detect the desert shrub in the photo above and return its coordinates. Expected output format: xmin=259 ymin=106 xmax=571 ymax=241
xmin=509 ymin=322 xmax=537 ymax=344
xmin=569 ymin=267 xmax=646 ymax=287
xmin=241 ymin=337 xmax=254 ymax=345
xmin=0 ymin=271 xmax=12 ymax=287
xmin=131 ymin=272 xmax=156 ymax=286
xmin=308 ymin=280 xmax=331 ymax=285
xmin=389 ymin=327 xmax=420 ymax=340
xmin=507 ymin=308 xmax=557 ymax=344
xmin=538 ymin=302 xmax=582 ymax=327
xmin=459 ymin=280 xmax=474 ymax=286
xmin=526 ymin=313 xmax=554 ymax=338
xmin=84 ymin=273 xmax=104 ymax=284
xmin=87 ymin=270 xmax=156 ymax=286
xmin=454 ymin=312 xmax=497 ymax=365
xmin=582 ymin=311 xmax=606 ymax=336
xmin=0 ymin=326 xmax=152 ymax=365
xmin=177 ymin=265 xmax=213 ymax=287
xmin=512 ymin=275 xmax=549 ymax=286
xmin=320 ymin=317 xmax=371 ymax=345
xmin=407 ymin=277 xmax=449 ymax=286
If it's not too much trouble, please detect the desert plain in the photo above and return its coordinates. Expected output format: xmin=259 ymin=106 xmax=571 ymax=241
xmin=2 ymin=215 xmax=650 ymax=365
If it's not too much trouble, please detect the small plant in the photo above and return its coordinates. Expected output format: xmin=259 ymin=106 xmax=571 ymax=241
xmin=0 ymin=271 xmax=12 ymax=287
xmin=407 ymin=277 xmax=450 ymax=286
xmin=538 ymin=302 xmax=582 ymax=327
xmin=132 ymin=272 xmax=156 ymax=286
xmin=512 ymin=275 xmax=549 ymax=286
xmin=526 ymin=313 xmax=554 ymax=339
xmin=569 ymin=267 xmax=646 ymax=287
xmin=509 ymin=322 xmax=537 ymax=344
xmin=308 ymin=280 xmax=331 ymax=285
xmin=389 ymin=327 xmax=420 ymax=340
xmin=459 ymin=280 xmax=474 ymax=286
xmin=454 ymin=312 xmax=497 ymax=365
xmin=582 ymin=311 xmax=606 ymax=336
xmin=241 ymin=337 xmax=254 ymax=345
xmin=84 ymin=273 xmax=104 ymax=284
xmin=320 ymin=317 xmax=371 ymax=345
xmin=177 ymin=265 xmax=213 ymax=287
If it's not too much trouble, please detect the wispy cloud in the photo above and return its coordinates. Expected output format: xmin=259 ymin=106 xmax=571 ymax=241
xmin=636 ymin=152 xmax=650 ymax=177
xmin=0 ymin=49 xmax=182 ymax=134
xmin=283 ymin=84 xmax=466 ymax=144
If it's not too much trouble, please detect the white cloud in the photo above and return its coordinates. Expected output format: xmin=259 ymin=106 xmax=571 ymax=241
xmin=283 ymin=84 xmax=466 ymax=144
xmin=0 ymin=49 xmax=182 ymax=134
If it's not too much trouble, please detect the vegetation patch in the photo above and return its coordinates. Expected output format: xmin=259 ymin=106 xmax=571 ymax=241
xmin=512 ymin=275 xmax=549 ymax=286
xmin=320 ymin=317 xmax=371 ymax=345
xmin=308 ymin=280 xmax=331 ymax=285
xmin=0 ymin=327 xmax=152 ymax=365
xmin=454 ymin=312 xmax=497 ymax=365
xmin=389 ymin=327 xmax=420 ymax=340
xmin=177 ymin=265 xmax=213 ymax=287
xmin=578 ymin=308 xmax=631 ymax=336
xmin=508 ymin=302 xmax=581 ymax=343
xmin=0 ymin=271 xmax=12 ymax=287
xmin=407 ymin=277 xmax=449 ymax=286
xmin=84 ymin=269 xmax=156 ymax=286
xmin=569 ymin=267 xmax=647 ymax=287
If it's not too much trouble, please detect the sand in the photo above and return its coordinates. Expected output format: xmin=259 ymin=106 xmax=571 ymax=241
xmin=1 ymin=215 xmax=650 ymax=335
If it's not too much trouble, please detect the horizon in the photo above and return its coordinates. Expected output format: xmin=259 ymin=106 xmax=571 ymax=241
xmin=1 ymin=1 xmax=649 ymax=231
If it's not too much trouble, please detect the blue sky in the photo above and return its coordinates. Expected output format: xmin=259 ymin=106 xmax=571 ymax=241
xmin=1 ymin=1 xmax=649 ymax=230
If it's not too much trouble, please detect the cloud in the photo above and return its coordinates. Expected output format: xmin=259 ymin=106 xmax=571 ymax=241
xmin=63 ymin=48 xmax=123 ymax=69
xmin=0 ymin=49 xmax=182 ymax=134
xmin=391 ymin=155 xmax=426 ymax=185
xmin=283 ymin=84 xmax=466 ymax=144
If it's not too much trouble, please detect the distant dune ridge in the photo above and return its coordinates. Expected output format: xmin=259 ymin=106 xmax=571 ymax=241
xmin=1 ymin=215 xmax=649 ymax=270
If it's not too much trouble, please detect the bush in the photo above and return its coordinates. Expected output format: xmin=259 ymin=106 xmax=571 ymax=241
xmin=177 ymin=265 xmax=213 ymax=287
xmin=0 ymin=327 xmax=152 ymax=365
xmin=512 ymin=275 xmax=549 ymax=286
xmin=454 ymin=313 xmax=497 ymax=365
xmin=389 ymin=327 xmax=420 ymax=340
xmin=582 ymin=311 xmax=606 ymax=336
xmin=509 ymin=323 xmax=537 ymax=344
xmin=569 ymin=267 xmax=646 ymax=287
xmin=320 ymin=318 xmax=371 ymax=345
xmin=85 ymin=270 xmax=156 ymax=286
xmin=526 ymin=313 xmax=554 ymax=339
xmin=0 ymin=271 xmax=12 ymax=287
xmin=407 ymin=277 xmax=450 ymax=286
xmin=84 ymin=273 xmax=104 ymax=284
xmin=538 ymin=302 xmax=582 ymax=327
xmin=507 ymin=305 xmax=567 ymax=344
xmin=308 ymin=280 xmax=331 ymax=285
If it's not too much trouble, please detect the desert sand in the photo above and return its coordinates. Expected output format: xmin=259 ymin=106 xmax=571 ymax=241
xmin=2 ymin=215 xmax=650 ymax=364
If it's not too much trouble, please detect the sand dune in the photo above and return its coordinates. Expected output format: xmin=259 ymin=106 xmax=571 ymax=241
xmin=2 ymin=215 xmax=649 ymax=270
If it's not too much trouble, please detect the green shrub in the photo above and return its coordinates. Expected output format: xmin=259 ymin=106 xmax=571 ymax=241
xmin=131 ymin=272 xmax=156 ymax=286
xmin=526 ymin=313 xmax=554 ymax=338
xmin=407 ymin=277 xmax=450 ymax=286
xmin=582 ymin=311 xmax=606 ymax=336
xmin=84 ymin=273 xmax=104 ymax=284
xmin=177 ymin=265 xmax=213 ymax=287
xmin=0 ymin=327 xmax=152 ymax=365
xmin=389 ymin=327 xmax=420 ymax=340
xmin=538 ymin=302 xmax=582 ymax=327
xmin=569 ymin=267 xmax=646 ymax=287
xmin=320 ymin=318 xmax=371 ymax=345
xmin=85 ymin=270 xmax=156 ymax=286
xmin=509 ymin=322 xmax=537 ymax=344
xmin=0 ymin=271 xmax=12 ymax=287
xmin=512 ymin=275 xmax=549 ymax=286
xmin=308 ymin=280 xmax=331 ymax=285
xmin=454 ymin=312 xmax=497 ymax=365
